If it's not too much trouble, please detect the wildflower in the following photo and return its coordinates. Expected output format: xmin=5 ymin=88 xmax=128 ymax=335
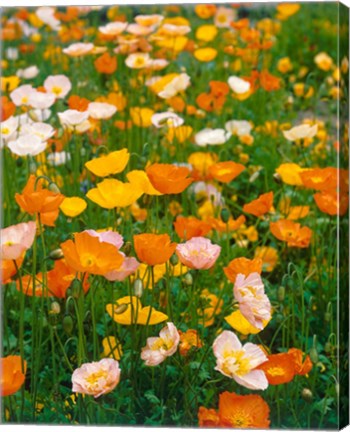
xmin=44 ymin=74 xmax=72 ymax=99
xmin=300 ymin=167 xmax=340 ymax=192
xmin=228 ymin=76 xmax=251 ymax=94
xmin=209 ymin=161 xmax=245 ymax=183
xmin=106 ymin=296 xmax=168 ymax=325
xmin=8 ymin=134 xmax=47 ymax=157
xmin=10 ymin=84 xmax=36 ymax=106
xmin=134 ymin=233 xmax=177 ymax=266
xmin=198 ymin=289 xmax=223 ymax=327
xmin=151 ymin=112 xmax=184 ymax=128
xmin=275 ymin=163 xmax=305 ymax=186
xmin=1 ymin=221 xmax=36 ymax=260
xmin=276 ymin=3 xmax=300 ymax=20
xmin=314 ymin=191 xmax=349 ymax=216
xmin=194 ymin=4 xmax=217 ymax=19
xmin=141 ymin=322 xmax=180 ymax=366
xmin=0 ymin=356 xmax=27 ymax=396
xmin=135 ymin=14 xmax=164 ymax=27
xmin=58 ymin=109 xmax=90 ymax=131
xmin=176 ymin=237 xmax=221 ymax=270
xmin=254 ymin=247 xmax=279 ymax=272
xmin=94 ymin=52 xmax=117 ymax=74
xmin=224 ymin=257 xmax=263 ymax=283
xmin=72 ymin=358 xmax=121 ymax=398
xmin=28 ymin=91 xmax=56 ymax=109
xmin=225 ymin=119 xmax=253 ymax=137
xmin=101 ymin=337 xmax=123 ymax=360
xmin=88 ymin=102 xmax=117 ymax=120
xmin=195 ymin=25 xmax=218 ymax=42
xmin=60 ymin=231 xmax=124 ymax=276
xmin=270 ymin=220 xmax=312 ymax=248
xmin=15 ymin=175 xmax=65 ymax=226
xmin=257 ymin=353 xmax=296 ymax=385
xmin=314 ymin=52 xmax=333 ymax=71
xmin=283 ymin=124 xmax=318 ymax=142
xmin=98 ymin=22 xmax=128 ymax=37
xmin=126 ymin=170 xmax=162 ymax=196
xmin=130 ymin=107 xmax=154 ymax=127
xmin=234 ymin=272 xmax=272 ymax=330
xmin=16 ymin=65 xmax=39 ymax=79
xmin=157 ymin=73 xmax=191 ymax=99
xmin=243 ymin=191 xmax=274 ymax=217
xmin=174 ymin=216 xmax=211 ymax=240
xmin=194 ymin=48 xmax=217 ymax=62
xmin=213 ymin=330 xmax=268 ymax=390
xmin=214 ymin=6 xmax=236 ymax=28
xmin=195 ymin=128 xmax=231 ymax=147
xmin=1 ymin=256 xmax=24 ymax=284
xmin=277 ymin=57 xmax=293 ymax=74
xmin=86 ymin=179 xmax=143 ymax=209
xmin=59 ymin=197 xmax=87 ymax=218
xmin=179 ymin=329 xmax=203 ymax=356
xmin=47 ymin=259 xmax=90 ymax=298
xmin=104 ymin=255 xmax=140 ymax=282
xmin=146 ymin=163 xmax=193 ymax=194
xmin=188 ymin=152 xmax=217 ymax=179
xmin=166 ymin=125 xmax=193 ymax=143
xmin=125 ymin=52 xmax=151 ymax=69
xmin=36 ymin=6 xmax=61 ymax=31
xmin=85 ymin=149 xmax=129 ymax=177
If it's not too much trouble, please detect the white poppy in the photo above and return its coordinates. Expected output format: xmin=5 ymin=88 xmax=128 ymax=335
xmin=125 ymin=53 xmax=151 ymax=69
xmin=10 ymin=85 xmax=36 ymax=106
xmin=35 ymin=7 xmax=61 ymax=31
xmin=8 ymin=134 xmax=47 ymax=156
xmin=16 ymin=66 xmax=40 ymax=80
xmin=1 ymin=116 xmax=19 ymax=144
xmin=62 ymin=42 xmax=95 ymax=57
xmin=225 ymin=120 xmax=253 ymax=136
xmin=158 ymin=73 xmax=191 ymax=99
xmin=195 ymin=128 xmax=231 ymax=147
xmin=20 ymin=122 xmax=55 ymax=142
xmin=44 ymin=75 xmax=72 ymax=99
xmin=283 ymin=124 xmax=318 ymax=141
xmin=151 ymin=112 xmax=184 ymax=128
xmin=47 ymin=151 xmax=71 ymax=166
xmin=87 ymin=102 xmax=117 ymax=120
xmin=228 ymin=76 xmax=251 ymax=94
xmin=98 ymin=22 xmax=128 ymax=36
xmin=28 ymin=91 xmax=56 ymax=110
xmin=58 ymin=109 xmax=89 ymax=128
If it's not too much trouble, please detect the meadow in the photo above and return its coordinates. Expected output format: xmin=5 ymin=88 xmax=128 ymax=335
xmin=0 ymin=2 xmax=349 ymax=428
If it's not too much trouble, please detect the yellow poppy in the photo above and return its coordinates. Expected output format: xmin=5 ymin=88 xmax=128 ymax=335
xmin=86 ymin=179 xmax=143 ymax=209
xmin=194 ymin=48 xmax=218 ymax=62
xmin=1 ymin=76 xmax=20 ymax=92
xmin=85 ymin=149 xmax=130 ymax=177
xmin=275 ymin=163 xmax=305 ymax=186
xmin=130 ymin=107 xmax=154 ymax=128
xmin=106 ymin=296 xmax=168 ymax=325
xmin=195 ymin=25 xmax=218 ymax=42
xmin=101 ymin=336 xmax=123 ymax=360
xmin=59 ymin=197 xmax=87 ymax=218
xmin=126 ymin=170 xmax=163 ymax=196
xmin=166 ymin=126 xmax=193 ymax=143
xmin=225 ymin=310 xmax=269 ymax=335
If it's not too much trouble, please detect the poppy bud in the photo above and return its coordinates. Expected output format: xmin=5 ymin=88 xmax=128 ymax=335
xmin=301 ymin=388 xmax=313 ymax=403
xmin=70 ymin=278 xmax=83 ymax=299
xmin=133 ymin=278 xmax=143 ymax=298
xmin=324 ymin=302 xmax=332 ymax=322
xmin=273 ymin=173 xmax=282 ymax=185
xmin=142 ymin=143 xmax=150 ymax=158
xmin=29 ymin=160 xmax=37 ymax=174
xmin=114 ymin=303 xmax=128 ymax=314
xmin=48 ymin=182 xmax=61 ymax=194
xmin=183 ymin=273 xmax=193 ymax=286
xmin=48 ymin=311 xmax=59 ymax=327
xmin=51 ymin=301 xmax=60 ymax=315
xmin=122 ymin=241 xmax=132 ymax=257
xmin=48 ymin=248 xmax=64 ymax=260
xmin=62 ymin=315 xmax=74 ymax=335
xmin=277 ymin=286 xmax=285 ymax=302
xmin=220 ymin=208 xmax=230 ymax=224
xmin=170 ymin=253 xmax=179 ymax=266
xmin=335 ymin=382 xmax=340 ymax=397
xmin=309 ymin=346 xmax=318 ymax=364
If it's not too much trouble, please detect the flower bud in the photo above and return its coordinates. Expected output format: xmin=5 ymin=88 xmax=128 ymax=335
xmin=273 ymin=173 xmax=282 ymax=185
xmin=301 ymin=388 xmax=313 ymax=403
xmin=170 ymin=253 xmax=179 ymax=266
xmin=48 ymin=182 xmax=61 ymax=194
xmin=183 ymin=273 xmax=193 ymax=286
xmin=51 ymin=301 xmax=60 ymax=315
xmin=29 ymin=160 xmax=37 ymax=174
xmin=220 ymin=208 xmax=230 ymax=224
xmin=48 ymin=248 xmax=64 ymax=260
xmin=277 ymin=286 xmax=285 ymax=302
xmin=309 ymin=346 xmax=318 ymax=364
xmin=70 ymin=278 xmax=83 ymax=299
xmin=133 ymin=278 xmax=143 ymax=298
xmin=62 ymin=315 xmax=74 ymax=335
xmin=114 ymin=303 xmax=128 ymax=314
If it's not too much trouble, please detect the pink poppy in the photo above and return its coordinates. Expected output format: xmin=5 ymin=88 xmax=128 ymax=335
xmin=104 ymin=255 xmax=140 ymax=282
xmin=176 ymin=237 xmax=221 ymax=270
xmin=141 ymin=322 xmax=180 ymax=366
xmin=1 ymin=221 xmax=37 ymax=260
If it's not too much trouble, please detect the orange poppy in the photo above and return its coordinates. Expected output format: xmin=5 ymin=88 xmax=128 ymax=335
xmin=258 ymin=353 xmax=296 ymax=385
xmin=209 ymin=81 xmax=230 ymax=97
xmin=166 ymin=96 xmax=186 ymax=113
xmin=0 ymin=355 xmax=27 ymax=396
xmin=288 ymin=348 xmax=313 ymax=376
xmin=209 ymin=161 xmax=245 ymax=183
xmin=1 ymin=96 xmax=16 ymax=121
xmin=146 ymin=163 xmax=193 ymax=195
xmin=300 ymin=167 xmax=339 ymax=192
xmin=314 ymin=191 xmax=349 ymax=216
xmin=15 ymin=175 xmax=65 ymax=227
xmin=1 ymin=255 xmax=24 ymax=284
xmin=174 ymin=216 xmax=211 ymax=240
xmin=259 ymin=70 xmax=281 ymax=91
xmin=270 ymin=219 xmax=312 ymax=248
xmin=134 ymin=233 xmax=177 ymax=266
xmin=94 ymin=52 xmax=117 ymax=75
xmin=196 ymin=92 xmax=225 ymax=112
xmin=16 ymin=273 xmax=44 ymax=296
xmin=47 ymin=259 xmax=90 ymax=298
xmin=224 ymin=257 xmax=263 ymax=283
xmin=68 ymin=95 xmax=90 ymax=112
xmin=198 ymin=407 xmax=220 ymax=427
xmin=207 ymin=215 xmax=246 ymax=233
xmin=243 ymin=191 xmax=274 ymax=217
xmin=60 ymin=232 xmax=124 ymax=276
xmin=178 ymin=329 xmax=203 ymax=356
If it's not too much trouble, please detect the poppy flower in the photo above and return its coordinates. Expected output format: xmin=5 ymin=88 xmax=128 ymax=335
xmin=72 ymin=358 xmax=121 ymax=398
xmin=86 ymin=179 xmax=143 ymax=209
xmin=60 ymin=231 xmax=124 ymax=276
xmin=213 ymin=330 xmax=268 ymax=390
xmin=178 ymin=329 xmax=203 ymax=356
xmin=176 ymin=237 xmax=221 ymax=270
xmin=68 ymin=95 xmax=90 ymax=112
xmin=15 ymin=175 xmax=65 ymax=226
xmin=94 ymin=52 xmax=117 ymax=74
xmin=218 ymin=391 xmax=270 ymax=428
xmin=257 ymin=353 xmax=296 ymax=385
xmin=0 ymin=96 xmax=16 ymax=121
xmin=195 ymin=128 xmax=231 ymax=147
xmin=209 ymin=161 xmax=245 ymax=183
xmin=141 ymin=322 xmax=180 ymax=366
xmin=195 ymin=25 xmax=218 ymax=42
xmin=44 ymin=74 xmax=72 ymax=99
xmin=288 ymin=348 xmax=313 ymax=376
xmin=224 ymin=257 xmax=263 ymax=283
xmin=314 ymin=191 xmax=349 ymax=216
xmin=207 ymin=215 xmax=246 ymax=233
xmin=134 ymin=233 xmax=177 ymax=266
xmin=0 ymin=355 xmax=27 ymax=396
xmin=194 ymin=4 xmax=217 ymax=19
xmin=85 ymin=149 xmax=130 ymax=177
xmin=146 ymin=163 xmax=193 ymax=194
xmin=106 ymin=296 xmax=168 ymax=325
xmin=47 ymin=259 xmax=90 ymax=298
xmin=300 ymin=167 xmax=339 ymax=192
xmin=275 ymin=163 xmax=306 ymax=186
xmin=1 ymin=256 xmax=24 ymax=284
xmin=270 ymin=219 xmax=312 ymax=248
xmin=243 ymin=192 xmax=274 ymax=217
xmin=254 ymin=246 xmax=279 ymax=272
xmin=225 ymin=309 xmax=268 ymax=335
xmin=129 ymin=107 xmax=155 ymax=127
xmin=188 ymin=152 xmax=217 ymax=180
xmin=283 ymin=124 xmax=318 ymax=142
xmin=194 ymin=47 xmax=217 ymax=62
xmin=59 ymin=197 xmax=87 ymax=218
xmin=174 ymin=216 xmax=211 ymax=240
xmin=166 ymin=126 xmax=193 ymax=144
xmin=88 ymin=102 xmax=117 ymax=120
xmin=198 ymin=407 xmax=220 ymax=427
xmin=102 ymin=336 xmax=123 ymax=360
xmin=1 ymin=221 xmax=36 ymax=260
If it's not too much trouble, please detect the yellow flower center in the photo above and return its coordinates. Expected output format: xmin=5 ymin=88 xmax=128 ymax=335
xmin=81 ymin=253 xmax=96 ymax=268
xmin=86 ymin=370 xmax=108 ymax=390
xmin=228 ymin=410 xmax=252 ymax=428
xmin=51 ymin=86 xmax=62 ymax=96
xmin=21 ymin=96 xmax=28 ymax=104
xmin=134 ymin=57 xmax=146 ymax=67
xmin=267 ymin=366 xmax=285 ymax=376
xmin=217 ymin=14 xmax=227 ymax=23
xmin=2 ymin=127 xmax=9 ymax=135
xmin=222 ymin=349 xmax=251 ymax=377
xmin=151 ymin=337 xmax=174 ymax=351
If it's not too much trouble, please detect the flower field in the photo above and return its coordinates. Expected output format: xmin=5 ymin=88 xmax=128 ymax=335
xmin=0 ymin=2 xmax=349 ymax=428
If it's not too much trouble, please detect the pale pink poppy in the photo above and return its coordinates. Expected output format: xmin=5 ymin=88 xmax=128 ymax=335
xmin=214 ymin=6 xmax=236 ymax=28
xmin=134 ymin=14 xmax=164 ymax=27
xmin=44 ymin=75 xmax=72 ymax=99
xmin=176 ymin=237 xmax=221 ymax=270
xmin=146 ymin=59 xmax=169 ymax=71
xmin=213 ymin=330 xmax=268 ymax=390
xmin=98 ymin=22 xmax=128 ymax=37
xmin=84 ymin=230 xmax=124 ymax=249
xmin=127 ymin=23 xmax=155 ymax=36
xmin=88 ymin=102 xmax=117 ymax=120
xmin=62 ymin=42 xmax=95 ymax=57
xmin=233 ymin=272 xmax=272 ymax=330
xmin=10 ymin=85 xmax=36 ymax=106
xmin=104 ymin=255 xmax=140 ymax=282
xmin=141 ymin=322 xmax=180 ymax=366
xmin=1 ymin=221 xmax=37 ymax=260
xmin=72 ymin=358 xmax=121 ymax=398
xmin=160 ymin=24 xmax=191 ymax=36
